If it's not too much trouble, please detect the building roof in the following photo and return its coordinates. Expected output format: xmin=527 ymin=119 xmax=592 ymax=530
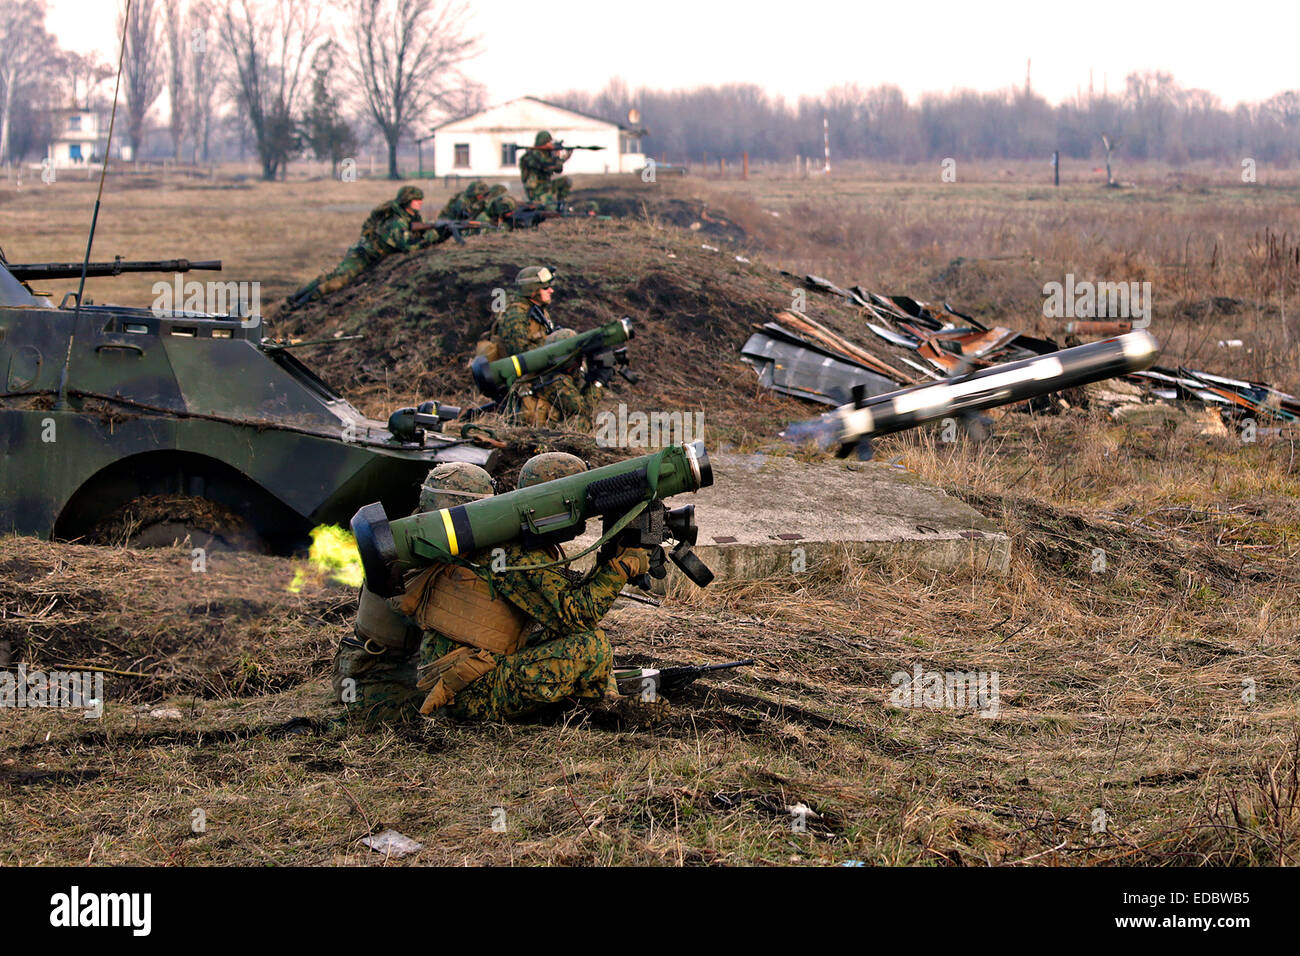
xmin=429 ymin=95 xmax=634 ymax=134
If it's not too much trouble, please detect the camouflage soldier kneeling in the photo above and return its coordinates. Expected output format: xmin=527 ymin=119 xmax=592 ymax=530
xmin=476 ymin=266 xmax=598 ymax=431
xmin=332 ymin=461 xmax=495 ymax=724
xmin=409 ymin=453 xmax=651 ymax=722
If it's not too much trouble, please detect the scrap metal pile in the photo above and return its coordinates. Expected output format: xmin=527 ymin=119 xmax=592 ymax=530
xmin=743 ymin=272 xmax=1300 ymax=429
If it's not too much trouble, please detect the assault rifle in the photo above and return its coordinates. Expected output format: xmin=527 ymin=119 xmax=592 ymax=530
xmin=412 ymin=218 xmax=493 ymax=245
xmin=505 ymin=203 xmax=606 ymax=229
xmin=614 ymin=660 xmax=755 ymax=696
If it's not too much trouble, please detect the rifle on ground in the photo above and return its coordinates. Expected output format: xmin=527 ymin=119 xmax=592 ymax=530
xmin=614 ymin=660 xmax=755 ymax=696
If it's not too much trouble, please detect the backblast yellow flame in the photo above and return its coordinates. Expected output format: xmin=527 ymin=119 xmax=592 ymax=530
xmin=288 ymin=524 xmax=364 ymax=592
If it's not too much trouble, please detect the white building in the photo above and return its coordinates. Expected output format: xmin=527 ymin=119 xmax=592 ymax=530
xmin=47 ymin=109 xmax=108 ymax=168
xmin=429 ymin=96 xmax=645 ymax=180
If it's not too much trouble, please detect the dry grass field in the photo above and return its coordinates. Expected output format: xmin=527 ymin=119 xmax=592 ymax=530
xmin=3 ymin=164 xmax=1299 ymax=866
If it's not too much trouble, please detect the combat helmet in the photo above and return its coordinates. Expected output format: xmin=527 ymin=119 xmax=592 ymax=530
xmin=534 ymin=130 xmax=553 ymax=147
xmin=518 ymin=452 xmax=586 ymax=489
xmin=487 ymin=184 xmax=508 ymax=198
xmin=418 ymin=462 xmax=494 ymax=512
xmin=466 ymin=179 xmax=489 ymax=199
xmin=515 ymin=265 xmax=556 ymax=293
xmin=396 ymin=185 xmax=424 ymax=207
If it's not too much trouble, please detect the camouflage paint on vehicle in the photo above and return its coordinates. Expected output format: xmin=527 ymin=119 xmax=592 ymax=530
xmin=0 ymin=260 xmax=495 ymax=550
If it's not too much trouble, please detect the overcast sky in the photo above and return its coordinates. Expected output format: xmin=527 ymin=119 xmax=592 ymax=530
xmin=47 ymin=0 xmax=1297 ymax=115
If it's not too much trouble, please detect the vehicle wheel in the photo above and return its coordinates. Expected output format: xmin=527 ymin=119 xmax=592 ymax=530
xmin=86 ymin=494 xmax=268 ymax=552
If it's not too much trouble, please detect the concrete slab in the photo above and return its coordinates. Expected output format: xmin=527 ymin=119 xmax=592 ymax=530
xmin=571 ymin=452 xmax=1008 ymax=584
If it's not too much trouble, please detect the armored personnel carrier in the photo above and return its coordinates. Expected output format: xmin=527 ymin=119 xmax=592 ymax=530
xmin=0 ymin=254 xmax=494 ymax=552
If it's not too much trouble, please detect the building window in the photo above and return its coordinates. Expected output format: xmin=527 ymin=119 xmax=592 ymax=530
xmin=620 ymin=134 xmax=640 ymax=154
xmin=454 ymin=143 xmax=470 ymax=168
xmin=69 ymin=115 xmax=82 ymax=131
xmin=501 ymin=143 xmax=518 ymax=166
xmin=69 ymin=143 xmax=83 ymax=161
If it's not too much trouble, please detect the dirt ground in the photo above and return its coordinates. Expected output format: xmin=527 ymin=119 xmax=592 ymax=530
xmin=3 ymin=165 xmax=1300 ymax=865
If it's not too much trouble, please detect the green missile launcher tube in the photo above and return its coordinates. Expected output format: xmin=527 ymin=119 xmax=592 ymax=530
xmin=471 ymin=317 xmax=633 ymax=399
xmin=352 ymin=440 xmax=713 ymax=597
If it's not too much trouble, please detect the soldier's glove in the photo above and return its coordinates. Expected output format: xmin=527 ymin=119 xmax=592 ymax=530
xmin=609 ymin=547 xmax=651 ymax=582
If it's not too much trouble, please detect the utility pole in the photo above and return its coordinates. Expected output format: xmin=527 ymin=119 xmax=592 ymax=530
xmin=823 ymin=115 xmax=830 ymax=174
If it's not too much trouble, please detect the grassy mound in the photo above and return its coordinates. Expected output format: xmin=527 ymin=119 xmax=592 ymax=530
xmin=273 ymin=187 xmax=905 ymax=444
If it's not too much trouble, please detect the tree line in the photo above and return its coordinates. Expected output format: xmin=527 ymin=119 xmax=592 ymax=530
xmin=0 ymin=0 xmax=482 ymax=179
xmin=550 ymin=76 xmax=1300 ymax=167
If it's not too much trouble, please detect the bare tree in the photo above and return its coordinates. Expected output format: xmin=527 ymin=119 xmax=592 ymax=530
xmin=186 ymin=0 xmax=219 ymax=162
xmin=120 ymin=0 xmax=163 ymax=159
xmin=346 ymin=0 xmax=479 ymax=179
xmin=0 ymin=0 xmax=57 ymax=162
xmin=163 ymin=0 xmax=186 ymax=160
xmin=64 ymin=52 xmax=114 ymax=110
xmin=218 ymin=0 xmax=322 ymax=180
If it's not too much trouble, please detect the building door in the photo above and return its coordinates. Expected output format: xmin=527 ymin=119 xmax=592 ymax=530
xmin=69 ymin=143 xmax=83 ymax=161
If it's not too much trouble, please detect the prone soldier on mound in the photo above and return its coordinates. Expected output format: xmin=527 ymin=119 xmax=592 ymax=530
xmin=409 ymin=452 xmax=655 ymax=722
xmin=482 ymin=185 xmax=518 ymax=226
xmin=519 ymin=131 xmax=572 ymax=207
xmin=287 ymin=185 xmax=431 ymax=310
xmin=428 ymin=180 xmax=495 ymax=242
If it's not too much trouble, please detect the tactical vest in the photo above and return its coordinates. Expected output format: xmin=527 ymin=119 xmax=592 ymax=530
xmin=475 ymin=302 xmax=554 ymax=363
xmin=401 ymin=558 xmax=542 ymax=714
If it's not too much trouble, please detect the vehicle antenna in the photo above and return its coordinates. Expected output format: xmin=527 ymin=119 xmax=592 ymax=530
xmin=55 ymin=0 xmax=132 ymax=411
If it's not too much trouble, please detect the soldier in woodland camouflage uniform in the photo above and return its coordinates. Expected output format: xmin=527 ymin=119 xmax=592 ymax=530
xmin=486 ymin=266 xmax=597 ymax=430
xmin=288 ymin=185 xmax=430 ymax=309
xmin=482 ymin=185 xmax=518 ymax=226
xmin=534 ymin=328 xmax=598 ymax=431
xmin=331 ymin=462 xmax=495 ymax=724
xmin=428 ymin=180 xmax=495 ymax=242
xmin=519 ymin=131 xmax=572 ymax=205
xmin=416 ymin=453 xmax=651 ymax=722
xmin=493 ymin=265 xmax=557 ymax=355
